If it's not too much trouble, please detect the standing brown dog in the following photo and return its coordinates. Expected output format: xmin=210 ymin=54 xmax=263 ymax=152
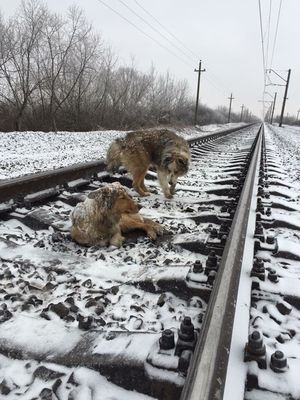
xmin=70 ymin=182 xmax=163 ymax=247
xmin=106 ymin=129 xmax=190 ymax=198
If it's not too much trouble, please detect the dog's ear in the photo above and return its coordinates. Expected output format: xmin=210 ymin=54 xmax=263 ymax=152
xmin=98 ymin=186 xmax=120 ymax=211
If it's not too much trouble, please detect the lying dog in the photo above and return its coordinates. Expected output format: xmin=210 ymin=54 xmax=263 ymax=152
xmin=70 ymin=182 xmax=163 ymax=247
xmin=106 ymin=129 xmax=190 ymax=198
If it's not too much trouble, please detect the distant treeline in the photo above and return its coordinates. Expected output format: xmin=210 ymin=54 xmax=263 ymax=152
xmin=0 ymin=0 xmax=257 ymax=132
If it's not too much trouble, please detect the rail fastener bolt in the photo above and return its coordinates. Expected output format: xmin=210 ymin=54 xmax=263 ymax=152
xmin=207 ymin=270 xmax=217 ymax=285
xmin=270 ymin=350 xmax=288 ymax=373
xmin=175 ymin=316 xmax=197 ymax=357
xmin=210 ymin=228 xmax=218 ymax=239
xmin=256 ymin=202 xmax=265 ymax=214
xmin=205 ymin=251 xmax=218 ymax=275
xmin=254 ymin=223 xmax=265 ymax=242
xmin=265 ymin=192 xmax=270 ymax=199
xmin=244 ymin=330 xmax=267 ymax=369
xmin=193 ymin=260 xmax=203 ymax=274
xmin=258 ymin=186 xmax=265 ymax=196
xmin=266 ymin=234 xmax=275 ymax=244
xmin=251 ymin=258 xmax=265 ymax=281
xmin=220 ymin=234 xmax=227 ymax=246
xmin=178 ymin=350 xmax=193 ymax=376
xmin=266 ymin=207 xmax=272 ymax=217
xmin=218 ymin=223 xmax=229 ymax=239
xmin=220 ymin=205 xmax=228 ymax=213
xmin=268 ymin=269 xmax=279 ymax=283
xmin=159 ymin=329 xmax=175 ymax=350
xmin=256 ymin=212 xmax=262 ymax=222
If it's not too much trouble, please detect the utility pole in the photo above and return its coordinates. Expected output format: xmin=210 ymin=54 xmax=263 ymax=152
xmin=240 ymin=104 xmax=245 ymax=121
xmin=297 ymin=109 xmax=300 ymax=120
xmin=228 ymin=93 xmax=234 ymax=123
xmin=270 ymin=92 xmax=277 ymax=125
xmin=279 ymin=69 xmax=291 ymax=127
xmin=194 ymin=60 xmax=206 ymax=125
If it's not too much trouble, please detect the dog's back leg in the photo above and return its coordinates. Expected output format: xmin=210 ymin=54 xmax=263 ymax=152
xmin=132 ymin=168 xmax=150 ymax=196
xmin=140 ymin=179 xmax=151 ymax=194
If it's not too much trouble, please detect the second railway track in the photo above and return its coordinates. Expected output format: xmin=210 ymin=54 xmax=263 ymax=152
xmin=1 ymin=123 xmax=300 ymax=400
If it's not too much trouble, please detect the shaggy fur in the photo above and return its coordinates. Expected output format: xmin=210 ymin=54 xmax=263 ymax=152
xmin=106 ymin=129 xmax=190 ymax=198
xmin=70 ymin=182 xmax=163 ymax=247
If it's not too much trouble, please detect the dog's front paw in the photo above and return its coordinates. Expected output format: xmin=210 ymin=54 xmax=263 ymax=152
xmin=146 ymin=228 xmax=158 ymax=240
xmin=169 ymin=184 xmax=176 ymax=195
xmin=164 ymin=192 xmax=173 ymax=199
xmin=110 ymin=234 xmax=124 ymax=247
xmin=146 ymin=223 xmax=164 ymax=240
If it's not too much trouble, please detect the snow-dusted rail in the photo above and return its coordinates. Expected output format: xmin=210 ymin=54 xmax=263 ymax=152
xmin=0 ymin=125 xmax=300 ymax=400
xmin=181 ymin=125 xmax=262 ymax=400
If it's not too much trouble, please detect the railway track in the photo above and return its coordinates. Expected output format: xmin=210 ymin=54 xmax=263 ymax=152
xmin=0 ymin=123 xmax=299 ymax=400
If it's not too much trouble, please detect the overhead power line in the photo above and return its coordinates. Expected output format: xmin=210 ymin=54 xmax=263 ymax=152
xmin=96 ymin=0 xmax=233 ymax=105
xmin=270 ymin=0 xmax=283 ymax=68
xmin=258 ymin=0 xmax=267 ymax=73
xmin=133 ymin=0 xmax=198 ymax=60
xmin=95 ymin=0 xmax=191 ymax=67
xmin=116 ymin=0 xmax=196 ymax=64
xmin=265 ymin=0 xmax=272 ymax=69
xmin=257 ymin=0 xmax=285 ymax=120
xmin=133 ymin=0 xmax=231 ymax=97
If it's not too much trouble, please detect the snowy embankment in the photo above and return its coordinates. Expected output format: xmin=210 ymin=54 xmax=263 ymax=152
xmin=0 ymin=123 xmax=244 ymax=181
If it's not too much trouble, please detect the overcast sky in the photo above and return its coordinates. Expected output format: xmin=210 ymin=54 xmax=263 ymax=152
xmin=1 ymin=0 xmax=299 ymax=120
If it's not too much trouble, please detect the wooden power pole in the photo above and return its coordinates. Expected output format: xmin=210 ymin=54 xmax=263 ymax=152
xmin=228 ymin=93 xmax=234 ymax=123
xmin=279 ymin=69 xmax=291 ymax=127
xmin=194 ymin=60 xmax=206 ymax=125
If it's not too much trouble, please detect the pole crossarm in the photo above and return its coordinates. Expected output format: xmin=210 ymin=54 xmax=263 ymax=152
xmin=265 ymin=83 xmax=285 ymax=87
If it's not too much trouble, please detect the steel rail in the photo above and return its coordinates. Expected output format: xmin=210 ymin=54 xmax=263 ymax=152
xmin=0 ymin=159 xmax=107 ymax=204
xmin=0 ymin=125 xmax=253 ymax=204
xmin=180 ymin=124 xmax=263 ymax=400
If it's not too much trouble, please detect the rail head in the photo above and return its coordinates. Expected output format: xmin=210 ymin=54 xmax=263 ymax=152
xmin=180 ymin=124 xmax=263 ymax=400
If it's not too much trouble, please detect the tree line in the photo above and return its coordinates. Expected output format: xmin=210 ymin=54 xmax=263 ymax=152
xmin=0 ymin=0 xmax=257 ymax=132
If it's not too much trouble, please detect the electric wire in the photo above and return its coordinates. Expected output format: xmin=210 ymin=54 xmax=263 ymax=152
xmin=96 ymin=0 xmax=243 ymax=113
xmin=95 ymin=0 xmax=191 ymax=67
xmin=258 ymin=0 xmax=267 ymax=73
xmin=269 ymin=0 xmax=283 ymax=69
xmin=258 ymin=0 xmax=267 ymax=119
xmin=265 ymin=0 xmax=272 ymax=70
xmin=133 ymin=0 xmax=231 ymax=97
xmin=133 ymin=0 xmax=198 ymax=60
xmin=117 ymin=0 xmax=196 ymax=64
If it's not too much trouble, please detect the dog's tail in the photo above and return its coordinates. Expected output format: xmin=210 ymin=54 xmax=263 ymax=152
xmin=106 ymin=139 xmax=123 ymax=173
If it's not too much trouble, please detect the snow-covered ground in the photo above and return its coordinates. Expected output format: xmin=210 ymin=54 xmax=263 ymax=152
xmin=2 ymin=122 xmax=300 ymax=399
xmin=0 ymin=123 xmax=244 ymax=180
xmin=0 ymin=122 xmax=255 ymax=399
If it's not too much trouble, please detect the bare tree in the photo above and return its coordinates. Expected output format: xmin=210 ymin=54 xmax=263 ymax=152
xmin=0 ymin=0 xmax=47 ymax=130
xmin=0 ymin=0 xmax=241 ymax=131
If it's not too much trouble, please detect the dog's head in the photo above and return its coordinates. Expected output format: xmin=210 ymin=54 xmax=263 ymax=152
xmin=88 ymin=182 xmax=140 ymax=216
xmin=162 ymin=152 xmax=190 ymax=177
